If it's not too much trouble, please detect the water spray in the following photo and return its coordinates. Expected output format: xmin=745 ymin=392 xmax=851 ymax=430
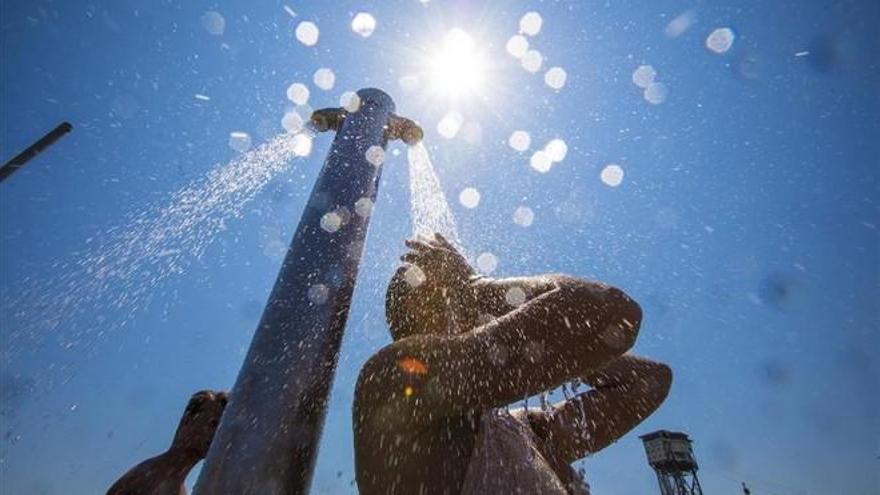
xmin=195 ymin=88 xmax=422 ymax=494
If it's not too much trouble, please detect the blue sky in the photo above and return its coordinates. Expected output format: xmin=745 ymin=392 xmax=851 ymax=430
xmin=1 ymin=1 xmax=878 ymax=494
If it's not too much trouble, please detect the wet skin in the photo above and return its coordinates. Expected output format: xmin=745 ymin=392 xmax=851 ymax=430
xmin=354 ymin=234 xmax=671 ymax=494
xmin=107 ymin=390 xmax=227 ymax=495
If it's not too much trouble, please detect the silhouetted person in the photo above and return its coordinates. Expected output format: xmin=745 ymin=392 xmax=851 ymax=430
xmin=354 ymin=234 xmax=671 ymax=494
xmin=107 ymin=390 xmax=228 ymax=495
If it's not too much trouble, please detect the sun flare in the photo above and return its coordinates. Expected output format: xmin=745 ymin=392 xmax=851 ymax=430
xmin=424 ymin=28 xmax=488 ymax=101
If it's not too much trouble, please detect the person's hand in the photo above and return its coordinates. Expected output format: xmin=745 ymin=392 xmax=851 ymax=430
xmin=402 ymin=233 xmax=474 ymax=290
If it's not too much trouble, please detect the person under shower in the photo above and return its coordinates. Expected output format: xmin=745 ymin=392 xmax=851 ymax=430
xmin=353 ymin=233 xmax=672 ymax=494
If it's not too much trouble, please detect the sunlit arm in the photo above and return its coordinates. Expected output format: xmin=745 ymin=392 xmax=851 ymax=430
xmin=106 ymin=451 xmax=196 ymax=495
xmin=355 ymin=274 xmax=642 ymax=424
xmin=533 ymin=355 xmax=672 ymax=464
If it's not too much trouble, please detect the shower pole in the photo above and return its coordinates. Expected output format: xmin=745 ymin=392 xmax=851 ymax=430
xmin=0 ymin=122 xmax=73 ymax=184
xmin=195 ymin=88 xmax=421 ymax=494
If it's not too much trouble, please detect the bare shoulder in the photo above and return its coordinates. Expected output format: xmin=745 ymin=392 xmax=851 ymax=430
xmin=353 ymin=342 xmax=419 ymax=421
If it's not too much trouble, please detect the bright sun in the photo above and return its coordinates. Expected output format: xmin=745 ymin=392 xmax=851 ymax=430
xmin=424 ymin=28 xmax=488 ymax=100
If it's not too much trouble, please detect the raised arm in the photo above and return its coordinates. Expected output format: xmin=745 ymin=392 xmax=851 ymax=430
xmin=107 ymin=390 xmax=227 ymax=495
xmin=532 ymin=355 xmax=672 ymax=463
xmin=357 ymin=273 xmax=642 ymax=422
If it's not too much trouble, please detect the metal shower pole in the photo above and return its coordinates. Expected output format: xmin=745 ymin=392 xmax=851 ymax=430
xmin=0 ymin=122 xmax=73 ymax=184
xmin=194 ymin=88 xmax=421 ymax=494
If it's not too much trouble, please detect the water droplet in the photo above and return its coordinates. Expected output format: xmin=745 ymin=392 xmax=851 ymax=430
xmin=403 ymin=264 xmax=426 ymax=288
xmin=320 ymin=212 xmax=342 ymax=233
xmin=458 ymin=187 xmax=481 ymax=209
xmin=292 ymin=134 xmax=313 ymax=156
xmin=228 ymin=132 xmax=251 ymax=153
xmin=643 ymin=82 xmax=668 ymax=105
xmin=600 ymin=164 xmax=624 ymax=187
xmin=340 ymin=91 xmax=361 ymax=112
xmin=437 ymin=111 xmax=464 ymax=139
xmin=263 ymin=239 xmax=287 ymax=260
xmin=508 ymin=130 xmax=531 ymax=152
xmin=295 ymin=21 xmax=319 ymax=46
xmin=354 ymin=197 xmax=374 ymax=217
xmin=505 ymin=287 xmax=526 ymax=306
xmin=281 ymin=111 xmax=304 ymax=134
xmin=351 ymin=12 xmax=376 ymax=38
xmin=521 ymin=50 xmax=543 ymax=73
xmin=513 ymin=206 xmax=534 ymax=227
xmin=632 ymin=65 xmax=657 ymax=89
xmin=365 ymin=145 xmax=385 ymax=166
xmin=544 ymin=139 xmax=568 ymax=163
xmin=308 ymin=284 xmax=330 ymax=304
xmin=530 ymin=150 xmax=552 ymax=173
xmin=505 ymin=35 xmax=529 ymax=58
xmin=201 ymin=11 xmax=225 ymax=35
xmin=313 ymin=68 xmax=336 ymax=91
xmin=706 ymin=27 xmax=735 ymax=54
xmin=665 ymin=11 xmax=695 ymax=38
xmin=476 ymin=252 xmax=498 ymax=274
xmin=286 ymin=82 xmax=310 ymax=105
xmin=519 ymin=12 xmax=543 ymax=37
xmin=544 ymin=67 xmax=567 ymax=90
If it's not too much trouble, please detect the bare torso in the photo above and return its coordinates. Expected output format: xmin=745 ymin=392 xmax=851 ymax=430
xmin=354 ymin=407 xmax=480 ymax=494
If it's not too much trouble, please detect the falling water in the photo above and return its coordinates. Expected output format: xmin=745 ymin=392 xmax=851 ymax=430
xmin=406 ymin=143 xmax=461 ymax=246
xmin=2 ymin=131 xmax=312 ymax=358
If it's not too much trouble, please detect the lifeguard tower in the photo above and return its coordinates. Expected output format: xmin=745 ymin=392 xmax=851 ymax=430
xmin=640 ymin=430 xmax=704 ymax=495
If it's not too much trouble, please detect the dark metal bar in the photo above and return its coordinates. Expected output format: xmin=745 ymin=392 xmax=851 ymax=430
xmin=195 ymin=88 xmax=419 ymax=494
xmin=0 ymin=122 xmax=73 ymax=184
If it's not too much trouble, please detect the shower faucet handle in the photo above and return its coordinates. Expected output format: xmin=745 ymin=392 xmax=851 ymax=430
xmin=310 ymin=108 xmax=346 ymax=133
xmin=386 ymin=114 xmax=424 ymax=145
xmin=310 ymin=108 xmax=423 ymax=145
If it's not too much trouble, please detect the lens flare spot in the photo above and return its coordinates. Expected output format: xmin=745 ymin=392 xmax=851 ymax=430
xmin=706 ymin=27 xmax=735 ymax=54
xmin=519 ymin=12 xmax=543 ymax=37
xmin=509 ymin=130 xmax=531 ymax=152
xmin=313 ymin=68 xmax=336 ymax=91
xmin=351 ymin=12 xmax=377 ymax=38
xmin=544 ymin=67 xmax=567 ymax=90
xmin=295 ymin=21 xmax=319 ymax=46
xmin=521 ymin=49 xmax=543 ymax=73
xmin=643 ymin=82 xmax=668 ymax=105
xmin=513 ymin=206 xmax=535 ymax=227
xmin=476 ymin=252 xmax=498 ymax=274
xmin=437 ymin=111 xmax=464 ymax=139
xmin=365 ymin=145 xmax=386 ymax=166
xmin=459 ymin=187 xmax=481 ymax=209
xmin=506 ymin=35 xmax=529 ymax=58
xmin=286 ymin=82 xmax=310 ymax=105
xmin=544 ymin=139 xmax=568 ymax=163
xmin=601 ymin=164 xmax=625 ymax=187
xmin=340 ymin=91 xmax=361 ymax=112
xmin=398 ymin=357 xmax=429 ymax=375
xmin=530 ymin=150 xmax=552 ymax=173
xmin=632 ymin=65 xmax=657 ymax=89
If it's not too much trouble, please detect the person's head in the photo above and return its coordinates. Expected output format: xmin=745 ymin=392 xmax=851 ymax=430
xmin=170 ymin=390 xmax=228 ymax=457
xmin=385 ymin=263 xmax=478 ymax=341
